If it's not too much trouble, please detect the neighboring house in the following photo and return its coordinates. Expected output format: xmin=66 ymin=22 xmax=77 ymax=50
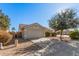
xmin=63 ymin=29 xmax=74 ymax=35
xmin=19 ymin=23 xmax=54 ymax=39
xmin=57 ymin=28 xmax=78 ymax=35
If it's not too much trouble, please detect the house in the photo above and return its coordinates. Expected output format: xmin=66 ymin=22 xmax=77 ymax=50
xmin=19 ymin=23 xmax=54 ymax=39
xmin=57 ymin=28 xmax=79 ymax=35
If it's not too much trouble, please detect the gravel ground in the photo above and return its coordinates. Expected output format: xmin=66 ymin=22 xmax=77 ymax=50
xmin=31 ymin=38 xmax=79 ymax=56
xmin=0 ymin=37 xmax=79 ymax=56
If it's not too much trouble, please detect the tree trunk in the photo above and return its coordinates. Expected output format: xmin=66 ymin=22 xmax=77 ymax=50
xmin=60 ymin=30 xmax=63 ymax=41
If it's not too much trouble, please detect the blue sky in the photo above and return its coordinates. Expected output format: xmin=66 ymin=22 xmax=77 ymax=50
xmin=0 ymin=3 xmax=79 ymax=31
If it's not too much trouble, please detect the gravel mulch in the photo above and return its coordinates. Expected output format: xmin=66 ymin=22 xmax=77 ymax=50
xmin=1 ymin=37 xmax=79 ymax=56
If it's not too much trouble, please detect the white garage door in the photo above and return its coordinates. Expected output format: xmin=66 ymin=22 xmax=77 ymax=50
xmin=26 ymin=30 xmax=44 ymax=39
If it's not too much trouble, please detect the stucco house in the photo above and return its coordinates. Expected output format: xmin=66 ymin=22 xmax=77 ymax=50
xmin=19 ymin=23 xmax=54 ymax=39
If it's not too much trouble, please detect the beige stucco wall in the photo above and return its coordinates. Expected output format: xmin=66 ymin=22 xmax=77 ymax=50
xmin=23 ymin=28 xmax=45 ymax=39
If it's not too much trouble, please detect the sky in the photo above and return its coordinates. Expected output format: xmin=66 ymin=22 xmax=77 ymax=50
xmin=0 ymin=3 xmax=79 ymax=31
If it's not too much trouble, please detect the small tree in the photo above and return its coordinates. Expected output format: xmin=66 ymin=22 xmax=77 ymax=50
xmin=11 ymin=27 xmax=16 ymax=39
xmin=0 ymin=10 xmax=10 ymax=30
xmin=12 ymin=27 xmax=15 ymax=32
xmin=49 ymin=9 xmax=79 ymax=40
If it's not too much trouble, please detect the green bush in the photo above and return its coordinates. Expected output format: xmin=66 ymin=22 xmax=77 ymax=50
xmin=51 ymin=32 xmax=56 ymax=37
xmin=45 ymin=32 xmax=56 ymax=37
xmin=69 ymin=30 xmax=79 ymax=40
xmin=45 ymin=32 xmax=50 ymax=37
xmin=0 ymin=30 xmax=13 ymax=45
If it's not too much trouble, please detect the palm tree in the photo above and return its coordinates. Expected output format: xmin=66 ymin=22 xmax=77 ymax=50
xmin=49 ymin=9 xmax=79 ymax=40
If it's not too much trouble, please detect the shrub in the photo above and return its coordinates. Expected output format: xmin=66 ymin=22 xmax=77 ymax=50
xmin=0 ymin=30 xmax=13 ymax=45
xmin=51 ymin=32 xmax=56 ymax=37
xmin=45 ymin=32 xmax=56 ymax=37
xmin=69 ymin=30 xmax=79 ymax=40
xmin=45 ymin=32 xmax=50 ymax=37
xmin=16 ymin=32 xmax=22 ymax=38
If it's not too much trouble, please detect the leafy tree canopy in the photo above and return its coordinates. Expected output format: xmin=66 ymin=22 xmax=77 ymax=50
xmin=0 ymin=10 xmax=10 ymax=30
xmin=49 ymin=9 xmax=79 ymax=31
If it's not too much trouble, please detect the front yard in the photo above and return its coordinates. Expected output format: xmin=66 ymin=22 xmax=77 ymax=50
xmin=0 ymin=37 xmax=79 ymax=56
